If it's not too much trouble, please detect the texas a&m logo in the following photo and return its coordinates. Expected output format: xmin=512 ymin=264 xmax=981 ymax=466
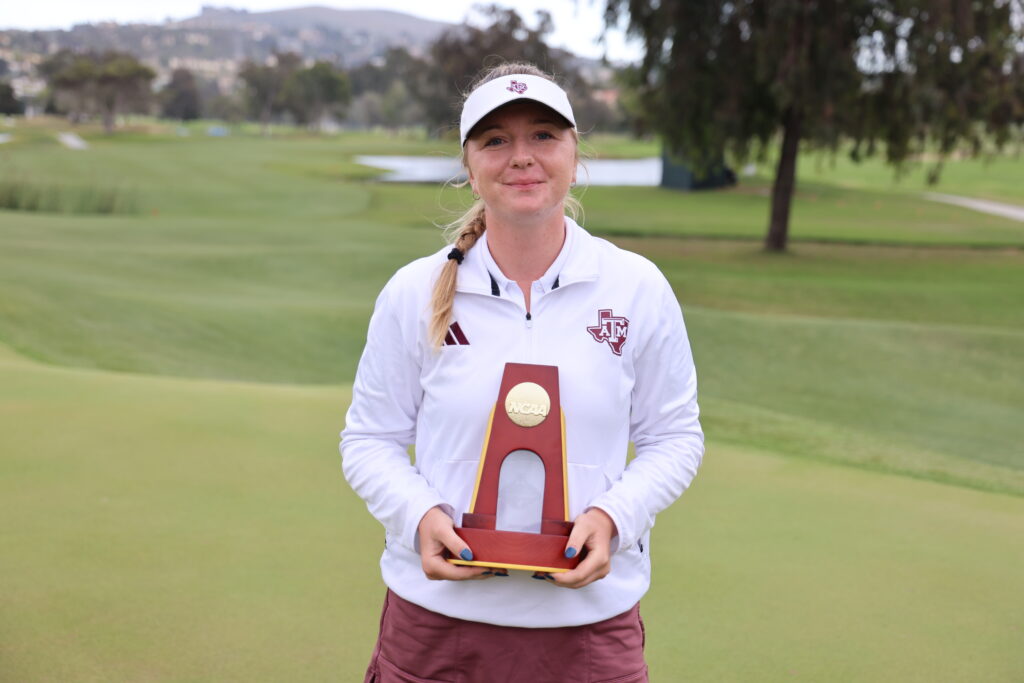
xmin=507 ymin=80 xmax=528 ymax=94
xmin=587 ymin=309 xmax=629 ymax=356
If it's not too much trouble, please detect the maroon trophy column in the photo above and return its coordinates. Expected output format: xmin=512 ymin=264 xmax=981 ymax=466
xmin=449 ymin=362 xmax=581 ymax=573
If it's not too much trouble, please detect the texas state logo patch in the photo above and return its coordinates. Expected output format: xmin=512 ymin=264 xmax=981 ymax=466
xmin=587 ymin=309 xmax=629 ymax=356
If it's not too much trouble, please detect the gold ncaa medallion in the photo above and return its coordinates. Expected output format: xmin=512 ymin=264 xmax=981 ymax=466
xmin=504 ymin=382 xmax=551 ymax=428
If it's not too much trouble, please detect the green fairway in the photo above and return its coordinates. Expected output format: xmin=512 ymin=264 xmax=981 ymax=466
xmin=1 ymin=345 xmax=1021 ymax=681
xmin=2 ymin=119 xmax=1023 ymax=681
xmin=793 ymin=145 xmax=1024 ymax=205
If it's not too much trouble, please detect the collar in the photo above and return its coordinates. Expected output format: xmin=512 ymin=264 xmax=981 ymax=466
xmin=455 ymin=216 xmax=599 ymax=296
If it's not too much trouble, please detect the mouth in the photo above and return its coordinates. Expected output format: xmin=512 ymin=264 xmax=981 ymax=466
xmin=504 ymin=180 xmax=545 ymax=190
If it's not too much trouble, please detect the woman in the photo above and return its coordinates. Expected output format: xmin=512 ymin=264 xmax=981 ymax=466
xmin=341 ymin=62 xmax=704 ymax=682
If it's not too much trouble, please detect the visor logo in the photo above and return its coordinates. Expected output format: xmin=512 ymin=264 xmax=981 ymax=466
xmin=507 ymin=80 xmax=528 ymax=94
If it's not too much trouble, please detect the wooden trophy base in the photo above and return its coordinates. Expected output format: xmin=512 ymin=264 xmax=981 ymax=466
xmin=451 ymin=518 xmax=579 ymax=573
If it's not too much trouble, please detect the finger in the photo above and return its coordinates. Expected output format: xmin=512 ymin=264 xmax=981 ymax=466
xmin=436 ymin=525 xmax=475 ymax=563
xmin=563 ymin=520 xmax=593 ymax=561
xmin=551 ymin=548 xmax=610 ymax=589
xmin=421 ymin=553 xmax=490 ymax=581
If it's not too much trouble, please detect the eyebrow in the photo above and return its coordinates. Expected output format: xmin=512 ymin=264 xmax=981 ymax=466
xmin=475 ymin=118 xmax=561 ymax=136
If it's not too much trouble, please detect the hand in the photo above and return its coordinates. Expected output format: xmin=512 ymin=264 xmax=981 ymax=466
xmin=550 ymin=507 xmax=617 ymax=589
xmin=417 ymin=506 xmax=491 ymax=581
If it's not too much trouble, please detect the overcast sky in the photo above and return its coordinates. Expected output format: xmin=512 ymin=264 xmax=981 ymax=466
xmin=2 ymin=1 xmax=643 ymax=63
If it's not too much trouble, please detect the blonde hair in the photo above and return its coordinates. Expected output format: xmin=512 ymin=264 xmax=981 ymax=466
xmin=428 ymin=61 xmax=582 ymax=349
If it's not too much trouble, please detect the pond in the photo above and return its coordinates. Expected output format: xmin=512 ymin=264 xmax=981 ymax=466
xmin=355 ymin=155 xmax=662 ymax=186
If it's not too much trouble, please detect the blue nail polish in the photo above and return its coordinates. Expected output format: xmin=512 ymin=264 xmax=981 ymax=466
xmin=482 ymin=570 xmax=493 ymax=576
xmin=531 ymin=573 xmax=547 ymax=580
xmin=544 ymin=573 xmax=556 ymax=582
xmin=460 ymin=549 xmax=474 ymax=562
xmin=564 ymin=547 xmax=577 ymax=559
xmin=495 ymin=571 xmax=509 ymax=577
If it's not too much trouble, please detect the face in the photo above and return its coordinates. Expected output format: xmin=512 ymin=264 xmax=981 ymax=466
xmin=464 ymin=99 xmax=577 ymax=225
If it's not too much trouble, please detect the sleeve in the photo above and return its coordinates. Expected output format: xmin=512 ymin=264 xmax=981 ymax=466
xmin=339 ymin=283 xmax=453 ymax=552
xmin=587 ymin=274 xmax=704 ymax=553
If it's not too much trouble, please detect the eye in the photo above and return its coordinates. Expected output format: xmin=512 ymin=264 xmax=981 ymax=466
xmin=482 ymin=136 xmax=505 ymax=147
xmin=536 ymin=131 xmax=555 ymax=140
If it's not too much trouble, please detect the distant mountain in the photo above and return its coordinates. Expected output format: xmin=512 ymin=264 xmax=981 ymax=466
xmin=0 ymin=5 xmax=607 ymax=104
xmin=176 ymin=5 xmax=450 ymax=40
xmin=0 ymin=5 xmax=454 ymax=97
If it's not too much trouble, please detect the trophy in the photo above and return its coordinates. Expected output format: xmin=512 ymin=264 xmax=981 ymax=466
xmin=448 ymin=362 xmax=582 ymax=573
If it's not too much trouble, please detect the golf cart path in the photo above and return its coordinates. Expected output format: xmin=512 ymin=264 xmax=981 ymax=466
xmin=56 ymin=132 xmax=89 ymax=150
xmin=923 ymin=192 xmax=1024 ymax=223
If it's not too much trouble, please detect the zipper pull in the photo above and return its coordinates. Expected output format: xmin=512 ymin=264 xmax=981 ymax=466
xmin=525 ymin=311 xmax=533 ymax=328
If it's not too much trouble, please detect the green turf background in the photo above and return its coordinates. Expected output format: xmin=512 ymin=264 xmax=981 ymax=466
xmin=1 ymin=118 xmax=1022 ymax=681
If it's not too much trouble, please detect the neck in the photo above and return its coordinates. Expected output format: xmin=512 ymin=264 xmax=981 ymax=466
xmin=484 ymin=208 xmax=566 ymax=282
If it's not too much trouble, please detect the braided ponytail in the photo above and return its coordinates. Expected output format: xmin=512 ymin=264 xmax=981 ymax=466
xmin=428 ymin=203 xmax=486 ymax=348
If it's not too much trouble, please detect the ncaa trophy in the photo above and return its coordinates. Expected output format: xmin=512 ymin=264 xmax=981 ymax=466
xmin=447 ymin=362 xmax=582 ymax=573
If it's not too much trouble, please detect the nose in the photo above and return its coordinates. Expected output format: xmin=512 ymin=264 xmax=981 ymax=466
xmin=509 ymin=139 xmax=534 ymax=168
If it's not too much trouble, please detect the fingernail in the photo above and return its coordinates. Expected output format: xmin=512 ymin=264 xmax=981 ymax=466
xmin=544 ymin=573 xmax=555 ymax=582
xmin=460 ymin=549 xmax=474 ymax=562
xmin=531 ymin=573 xmax=547 ymax=580
xmin=481 ymin=570 xmax=493 ymax=576
xmin=494 ymin=571 xmax=509 ymax=577
xmin=564 ymin=547 xmax=577 ymax=559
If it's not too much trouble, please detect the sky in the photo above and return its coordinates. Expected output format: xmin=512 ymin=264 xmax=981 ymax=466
xmin=1 ymin=1 xmax=643 ymax=63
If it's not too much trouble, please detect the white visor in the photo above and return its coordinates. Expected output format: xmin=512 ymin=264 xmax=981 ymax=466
xmin=460 ymin=74 xmax=576 ymax=146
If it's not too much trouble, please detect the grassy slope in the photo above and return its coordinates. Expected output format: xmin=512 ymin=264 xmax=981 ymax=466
xmin=1 ymin=345 xmax=1021 ymax=682
xmin=582 ymin=181 xmax=1024 ymax=245
xmin=794 ymin=145 xmax=1024 ymax=205
xmin=2 ymin=129 xmax=1021 ymax=492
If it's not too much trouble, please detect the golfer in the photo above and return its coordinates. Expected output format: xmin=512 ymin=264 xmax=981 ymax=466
xmin=341 ymin=61 xmax=704 ymax=682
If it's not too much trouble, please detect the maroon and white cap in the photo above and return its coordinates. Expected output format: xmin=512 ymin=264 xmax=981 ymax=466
xmin=460 ymin=74 xmax=576 ymax=146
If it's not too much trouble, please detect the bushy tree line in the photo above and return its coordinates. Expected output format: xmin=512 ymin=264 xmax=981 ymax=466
xmin=0 ymin=58 xmax=25 ymax=115
xmin=237 ymin=53 xmax=351 ymax=132
xmin=0 ymin=82 xmax=23 ymax=116
xmin=39 ymin=50 xmax=155 ymax=132
xmin=32 ymin=6 xmax=628 ymax=135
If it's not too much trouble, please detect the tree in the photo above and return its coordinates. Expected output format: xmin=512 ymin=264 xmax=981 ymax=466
xmin=345 ymin=47 xmax=429 ymax=128
xmin=93 ymin=52 xmax=155 ymax=132
xmin=416 ymin=5 xmax=585 ymax=136
xmin=347 ymin=46 xmax=428 ymax=98
xmin=39 ymin=50 xmax=155 ymax=131
xmin=379 ymin=80 xmax=425 ymax=128
xmin=605 ymin=0 xmax=1024 ymax=251
xmin=39 ymin=50 xmax=95 ymax=122
xmin=0 ymin=82 xmax=24 ymax=115
xmin=204 ymin=93 xmax=247 ymax=123
xmin=238 ymin=52 xmax=303 ymax=133
xmin=160 ymin=68 xmax=201 ymax=121
xmin=281 ymin=61 xmax=351 ymax=128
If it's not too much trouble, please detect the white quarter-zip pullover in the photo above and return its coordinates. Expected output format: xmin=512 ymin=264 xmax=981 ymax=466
xmin=341 ymin=217 xmax=704 ymax=627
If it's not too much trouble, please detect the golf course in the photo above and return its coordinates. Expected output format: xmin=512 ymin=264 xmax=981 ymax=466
xmin=1 ymin=117 xmax=1022 ymax=681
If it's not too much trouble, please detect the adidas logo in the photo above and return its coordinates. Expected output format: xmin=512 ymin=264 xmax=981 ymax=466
xmin=443 ymin=321 xmax=470 ymax=346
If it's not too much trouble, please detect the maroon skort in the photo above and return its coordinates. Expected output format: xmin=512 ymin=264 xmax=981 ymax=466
xmin=364 ymin=589 xmax=648 ymax=683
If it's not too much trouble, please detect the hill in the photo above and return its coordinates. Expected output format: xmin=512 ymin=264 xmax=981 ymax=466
xmin=176 ymin=4 xmax=450 ymax=38
xmin=0 ymin=5 xmax=452 ymax=99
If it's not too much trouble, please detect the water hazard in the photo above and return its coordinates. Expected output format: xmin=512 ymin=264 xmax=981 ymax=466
xmin=355 ymin=155 xmax=662 ymax=186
